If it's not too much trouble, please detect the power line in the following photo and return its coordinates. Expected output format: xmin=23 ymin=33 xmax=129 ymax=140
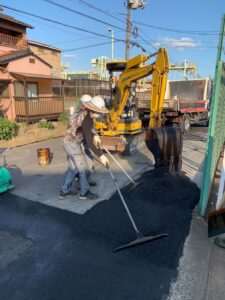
xmin=52 ymin=36 xmax=105 ymax=46
xmin=35 ymin=40 xmax=122 ymax=55
xmin=9 ymin=9 xmax=119 ymax=50
xmin=1 ymin=4 xmax=127 ymax=43
xmin=42 ymin=0 xmax=127 ymax=32
xmin=138 ymin=33 xmax=179 ymax=65
xmin=1 ymin=4 xmax=147 ymax=50
xmin=43 ymin=0 xmax=149 ymax=54
xmin=8 ymin=10 xmax=94 ymax=37
xmin=72 ymin=0 xmax=127 ymax=24
xmin=12 ymin=8 xmax=125 ymax=45
xmin=135 ymin=21 xmax=220 ymax=36
xmin=45 ymin=30 xmax=124 ymax=46
xmin=63 ymin=40 xmax=121 ymax=52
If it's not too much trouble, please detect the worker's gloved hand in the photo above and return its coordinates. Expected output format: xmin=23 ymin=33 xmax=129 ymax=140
xmin=93 ymin=135 xmax=102 ymax=148
xmin=100 ymin=155 xmax=109 ymax=169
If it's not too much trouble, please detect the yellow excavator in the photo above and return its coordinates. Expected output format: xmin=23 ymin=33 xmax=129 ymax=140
xmin=94 ymin=48 xmax=183 ymax=172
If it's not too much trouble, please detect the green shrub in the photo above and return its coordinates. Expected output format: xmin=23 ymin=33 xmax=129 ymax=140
xmin=37 ymin=119 xmax=54 ymax=130
xmin=58 ymin=113 xmax=69 ymax=125
xmin=0 ymin=117 xmax=18 ymax=140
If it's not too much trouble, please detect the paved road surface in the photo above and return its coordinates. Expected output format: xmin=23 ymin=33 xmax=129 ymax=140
xmin=0 ymin=127 xmax=208 ymax=300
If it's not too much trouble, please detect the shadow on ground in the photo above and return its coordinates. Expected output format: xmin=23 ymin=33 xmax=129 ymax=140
xmin=0 ymin=168 xmax=199 ymax=300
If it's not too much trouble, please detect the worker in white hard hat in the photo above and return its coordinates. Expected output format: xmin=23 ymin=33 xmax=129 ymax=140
xmin=58 ymin=94 xmax=109 ymax=200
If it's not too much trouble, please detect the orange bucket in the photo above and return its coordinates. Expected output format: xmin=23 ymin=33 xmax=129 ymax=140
xmin=37 ymin=148 xmax=51 ymax=165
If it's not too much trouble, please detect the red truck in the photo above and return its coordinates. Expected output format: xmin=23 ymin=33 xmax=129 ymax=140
xmin=137 ymin=77 xmax=212 ymax=133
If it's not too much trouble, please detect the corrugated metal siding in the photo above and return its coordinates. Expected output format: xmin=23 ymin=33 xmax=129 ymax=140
xmin=200 ymin=62 xmax=225 ymax=216
xmin=199 ymin=14 xmax=225 ymax=216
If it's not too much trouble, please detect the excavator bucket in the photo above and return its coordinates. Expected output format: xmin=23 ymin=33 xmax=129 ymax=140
xmin=145 ymin=126 xmax=183 ymax=173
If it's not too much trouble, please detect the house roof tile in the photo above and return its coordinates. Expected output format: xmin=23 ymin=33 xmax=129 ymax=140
xmin=0 ymin=49 xmax=33 ymax=64
xmin=0 ymin=13 xmax=33 ymax=29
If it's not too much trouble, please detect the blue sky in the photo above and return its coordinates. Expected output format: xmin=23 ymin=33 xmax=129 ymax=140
xmin=1 ymin=0 xmax=224 ymax=79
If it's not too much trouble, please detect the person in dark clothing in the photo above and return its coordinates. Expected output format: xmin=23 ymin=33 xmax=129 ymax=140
xmin=58 ymin=95 xmax=109 ymax=200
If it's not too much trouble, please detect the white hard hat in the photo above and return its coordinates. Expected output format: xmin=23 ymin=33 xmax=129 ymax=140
xmin=83 ymin=95 xmax=109 ymax=114
xmin=80 ymin=94 xmax=92 ymax=104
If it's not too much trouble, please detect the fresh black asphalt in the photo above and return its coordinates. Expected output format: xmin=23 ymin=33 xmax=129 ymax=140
xmin=0 ymin=168 xmax=199 ymax=300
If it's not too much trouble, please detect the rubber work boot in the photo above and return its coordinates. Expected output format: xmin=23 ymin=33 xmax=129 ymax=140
xmin=58 ymin=191 xmax=77 ymax=200
xmin=79 ymin=191 xmax=98 ymax=200
xmin=89 ymin=180 xmax=97 ymax=187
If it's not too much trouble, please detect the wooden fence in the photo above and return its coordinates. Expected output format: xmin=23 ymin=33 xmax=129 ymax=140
xmin=15 ymin=97 xmax=64 ymax=123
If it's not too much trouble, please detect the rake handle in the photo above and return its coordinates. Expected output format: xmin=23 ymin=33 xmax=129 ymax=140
xmin=105 ymin=146 xmax=135 ymax=184
xmin=108 ymin=167 xmax=140 ymax=234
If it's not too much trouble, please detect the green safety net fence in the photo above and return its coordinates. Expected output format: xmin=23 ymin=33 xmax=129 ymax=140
xmin=199 ymin=14 xmax=225 ymax=216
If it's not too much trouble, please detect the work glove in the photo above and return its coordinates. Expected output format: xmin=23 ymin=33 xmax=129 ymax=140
xmin=100 ymin=154 xmax=109 ymax=169
xmin=93 ymin=135 xmax=102 ymax=148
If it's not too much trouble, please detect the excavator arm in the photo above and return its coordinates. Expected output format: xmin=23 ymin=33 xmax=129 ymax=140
xmin=149 ymin=48 xmax=169 ymax=128
xmin=107 ymin=48 xmax=169 ymax=130
xmin=95 ymin=48 xmax=183 ymax=173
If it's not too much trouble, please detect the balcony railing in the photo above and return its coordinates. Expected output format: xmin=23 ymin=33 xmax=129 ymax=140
xmin=15 ymin=96 xmax=64 ymax=122
xmin=0 ymin=33 xmax=28 ymax=49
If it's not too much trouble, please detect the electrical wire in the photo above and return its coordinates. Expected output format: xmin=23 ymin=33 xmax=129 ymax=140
xmin=0 ymin=4 xmax=128 ymax=43
xmin=42 ymin=0 xmax=127 ymax=32
xmin=9 ymin=9 xmax=125 ymax=46
xmin=42 ymin=1 xmax=149 ymax=53
xmin=51 ymin=35 xmax=103 ymax=45
xmin=63 ymin=40 xmax=121 ymax=52
xmin=70 ymin=0 xmax=127 ymax=24
xmin=7 ymin=10 xmax=93 ymax=37
xmin=1 ymin=4 xmax=146 ymax=51
xmin=135 ymin=21 xmax=220 ymax=36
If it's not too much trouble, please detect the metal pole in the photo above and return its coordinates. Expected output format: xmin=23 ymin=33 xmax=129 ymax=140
xmin=108 ymin=167 xmax=139 ymax=233
xmin=125 ymin=0 xmax=131 ymax=60
xmin=112 ymin=29 xmax=114 ymax=60
xmin=103 ymin=145 xmax=135 ymax=184
xmin=215 ymin=14 xmax=225 ymax=63
xmin=108 ymin=28 xmax=114 ymax=61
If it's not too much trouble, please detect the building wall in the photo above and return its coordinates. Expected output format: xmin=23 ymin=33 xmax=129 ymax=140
xmin=7 ymin=55 xmax=52 ymax=75
xmin=0 ymin=55 xmax=55 ymax=120
xmin=29 ymin=44 xmax=61 ymax=77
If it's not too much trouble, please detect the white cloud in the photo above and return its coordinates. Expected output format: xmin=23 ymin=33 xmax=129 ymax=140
xmin=63 ymin=54 xmax=77 ymax=58
xmin=153 ymin=37 xmax=201 ymax=50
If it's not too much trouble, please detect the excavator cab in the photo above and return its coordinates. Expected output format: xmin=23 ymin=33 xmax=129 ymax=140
xmin=95 ymin=48 xmax=183 ymax=172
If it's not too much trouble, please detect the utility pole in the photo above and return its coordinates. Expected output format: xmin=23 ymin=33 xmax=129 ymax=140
xmin=125 ymin=0 xmax=147 ymax=60
xmin=125 ymin=2 xmax=131 ymax=60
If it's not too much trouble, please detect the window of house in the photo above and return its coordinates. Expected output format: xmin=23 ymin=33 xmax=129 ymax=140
xmin=14 ymin=82 xmax=39 ymax=98
xmin=52 ymin=86 xmax=61 ymax=96
xmin=27 ymin=83 xmax=38 ymax=98
xmin=14 ymin=81 xmax=25 ymax=97
xmin=0 ymin=82 xmax=9 ymax=98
